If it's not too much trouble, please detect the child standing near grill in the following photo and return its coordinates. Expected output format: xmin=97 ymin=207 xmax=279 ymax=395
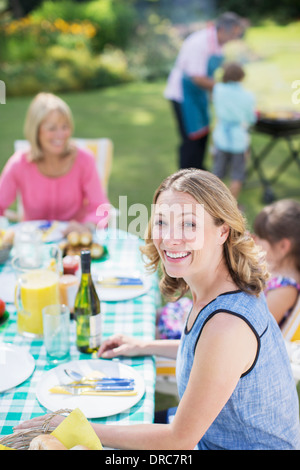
xmin=253 ymin=199 xmax=300 ymax=328
xmin=212 ymin=62 xmax=256 ymax=201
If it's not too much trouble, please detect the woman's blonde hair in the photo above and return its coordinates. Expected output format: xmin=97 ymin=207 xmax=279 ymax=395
xmin=140 ymin=169 xmax=269 ymax=301
xmin=23 ymin=92 xmax=74 ymax=161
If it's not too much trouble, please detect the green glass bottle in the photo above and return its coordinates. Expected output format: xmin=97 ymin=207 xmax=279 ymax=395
xmin=74 ymin=250 xmax=101 ymax=353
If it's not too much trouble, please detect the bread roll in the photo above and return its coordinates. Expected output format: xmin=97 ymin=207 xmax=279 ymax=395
xmin=67 ymin=231 xmax=80 ymax=246
xmin=90 ymin=243 xmax=104 ymax=259
xmin=70 ymin=445 xmax=90 ymax=450
xmin=80 ymin=232 xmax=93 ymax=246
xmin=29 ymin=434 xmax=67 ymax=450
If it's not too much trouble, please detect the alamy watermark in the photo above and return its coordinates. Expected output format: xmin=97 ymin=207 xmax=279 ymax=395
xmin=0 ymin=80 xmax=6 ymax=104
xmin=95 ymin=196 xmax=205 ymax=247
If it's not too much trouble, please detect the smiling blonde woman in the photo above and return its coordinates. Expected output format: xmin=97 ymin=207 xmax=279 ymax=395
xmin=0 ymin=92 xmax=110 ymax=234
xmin=15 ymin=169 xmax=300 ymax=450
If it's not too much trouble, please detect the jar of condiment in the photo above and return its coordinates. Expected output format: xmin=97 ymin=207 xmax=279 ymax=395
xmin=59 ymin=274 xmax=80 ymax=313
xmin=62 ymin=255 xmax=80 ymax=275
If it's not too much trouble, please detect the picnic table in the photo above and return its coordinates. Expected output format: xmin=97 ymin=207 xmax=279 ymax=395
xmin=0 ymin=228 xmax=160 ymax=437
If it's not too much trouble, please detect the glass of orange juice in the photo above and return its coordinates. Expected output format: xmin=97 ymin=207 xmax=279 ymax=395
xmin=13 ymin=256 xmax=60 ymax=338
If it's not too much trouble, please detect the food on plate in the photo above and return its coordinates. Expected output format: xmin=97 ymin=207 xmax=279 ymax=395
xmin=60 ymin=231 xmax=105 ymax=259
xmin=29 ymin=434 xmax=91 ymax=450
xmin=67 ymin=231 xmax=92 ymax=247
xmin=90 ymin=243 xmax=104 ymax=259
xmin=80 ymin=231 xmax=93 ymax=246
xmin=29 ymin=434 xmax=67 ymax=450
xmin=0 ymin=299 xmax=6 ymax=318
xmin=67 ymin=231 xmax=81 ymax=246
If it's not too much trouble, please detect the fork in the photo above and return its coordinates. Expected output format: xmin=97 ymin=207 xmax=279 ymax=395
xmin=64 ymin=368 xmax=134 ymax=385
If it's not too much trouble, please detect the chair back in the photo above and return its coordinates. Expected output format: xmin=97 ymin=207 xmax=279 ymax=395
xmin=281 ymin=295 xmax=300 ymax=342
xmin=72 ymin=138 xmax=113 ymax=192
xmin=155 ymin=356 xmax=178 ymax=397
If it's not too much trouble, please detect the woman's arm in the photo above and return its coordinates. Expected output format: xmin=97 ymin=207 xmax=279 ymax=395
xmin=94 ymin=313 xmax=257 ymax=450
xmin=266 ymin=286 xmax=299 ymax=324
xmin=97 ymin=334 xmax=179 ymax=360
xmin=15 ymin=314 xmax=257 ymax=450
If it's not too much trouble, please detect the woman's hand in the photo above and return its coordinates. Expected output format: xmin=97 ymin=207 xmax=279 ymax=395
xmin=97 ymin=334 xmax=147 ymax=359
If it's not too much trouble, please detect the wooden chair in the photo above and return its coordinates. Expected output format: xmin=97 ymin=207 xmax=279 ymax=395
xmin=282 ymin=295 xmax=300 ymax=383
xmin=70 ymin=138 xmax=113 ymax=193
xmin=155 ymin=356 xmax=179 ymax=397
xmin=12 ymin=138 xmax=115 ymax=223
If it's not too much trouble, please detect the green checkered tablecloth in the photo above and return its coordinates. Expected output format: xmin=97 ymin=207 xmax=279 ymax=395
xmin=0 ymin=229 xmax=160 ymax=436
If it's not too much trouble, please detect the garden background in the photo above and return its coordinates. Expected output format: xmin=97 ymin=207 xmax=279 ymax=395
xmin=1 ymin=0 xmax=300 ymax=228
xmin=1 ymin=0 xmax=300 ymax=408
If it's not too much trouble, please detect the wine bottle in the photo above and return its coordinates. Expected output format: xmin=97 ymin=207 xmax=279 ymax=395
xmin=74 ymin=250 xmax=101 ymax=353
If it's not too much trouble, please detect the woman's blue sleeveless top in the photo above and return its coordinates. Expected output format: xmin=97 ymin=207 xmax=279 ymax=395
xmin=176 ymin=291 xmax=300 ymax=450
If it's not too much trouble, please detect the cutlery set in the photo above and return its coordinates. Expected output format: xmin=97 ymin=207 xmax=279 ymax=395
xmin=49 ymin=369 xmax=137 ymax=396
xmin=95 ymin=276 xmax=144 ymax=288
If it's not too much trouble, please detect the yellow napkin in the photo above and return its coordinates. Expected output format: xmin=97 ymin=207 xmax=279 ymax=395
xmin=51 ymin=408 xmax=102 ymax=450
xmin=0 ymin=444 xmax=15 ymax=450
xmin=49 ymin=385 xmax=137 ymax=397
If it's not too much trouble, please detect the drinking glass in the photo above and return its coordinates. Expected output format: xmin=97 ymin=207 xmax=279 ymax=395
xmin=14 ymin=223 xmax=43 ymax=268
xmin=42 ymin=304 xmax=70 ymax=363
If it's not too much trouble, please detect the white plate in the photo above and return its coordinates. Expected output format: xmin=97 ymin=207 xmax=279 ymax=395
xmin=93 ymin=270 xmax=151 ymax=302
xmin=36 ymin=359 xmax=145 ymax=419
xmin=13 ymin=220 xmax=67 ymax=243
xmin=0 ymin=343 xmax=35 ymax=392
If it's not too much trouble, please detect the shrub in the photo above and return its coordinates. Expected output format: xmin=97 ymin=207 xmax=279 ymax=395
xmin=2 ymin=43 xmax=133 ymax=96
xmin=0 ymin=3 xmax=135 ymax=96
xmin=0 ymin=16 xmax=97 ymax=63
xmin=31 ymin=0 xmax=137 ymax=52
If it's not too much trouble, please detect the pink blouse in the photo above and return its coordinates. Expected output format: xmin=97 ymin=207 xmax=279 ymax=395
xmin=0 ymin=148 xmax=110 ymax=227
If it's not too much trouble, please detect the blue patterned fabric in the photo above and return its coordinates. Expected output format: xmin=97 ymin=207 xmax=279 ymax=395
xmin=176 ymin=290 xmax=300 ymax=450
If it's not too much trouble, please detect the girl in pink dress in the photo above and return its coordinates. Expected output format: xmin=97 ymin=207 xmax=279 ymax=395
xmin=253 ymin=199 xmax=300 ymax=327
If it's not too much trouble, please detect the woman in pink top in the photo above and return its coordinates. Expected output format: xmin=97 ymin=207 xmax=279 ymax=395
xmin=0 ymin=93 xmax=110 ymax=234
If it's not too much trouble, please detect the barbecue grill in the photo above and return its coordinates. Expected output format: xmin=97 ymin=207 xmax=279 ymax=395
xmin=248 ymin=111 xmax=300 ymax=202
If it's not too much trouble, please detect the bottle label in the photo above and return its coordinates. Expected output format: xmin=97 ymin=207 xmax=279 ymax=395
xmin=89 ymin=313 xmax=101 ymax=349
